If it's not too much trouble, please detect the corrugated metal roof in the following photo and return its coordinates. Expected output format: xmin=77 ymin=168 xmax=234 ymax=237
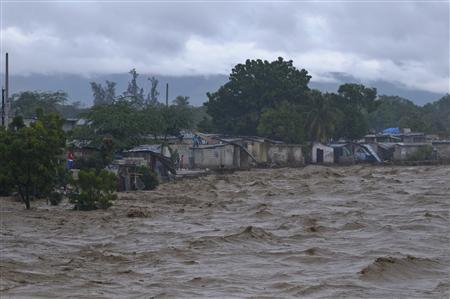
xmin=126 ymin=144 xmax=162 ymax=153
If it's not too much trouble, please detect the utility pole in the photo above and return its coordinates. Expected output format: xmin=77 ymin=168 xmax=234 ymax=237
xmin=1 ymin=88 xmax=5 ymax=127
xmin=4 ymin=52 xmax=9 ymax=127
xmin=165 ymin=83 xmax=169 ymax=107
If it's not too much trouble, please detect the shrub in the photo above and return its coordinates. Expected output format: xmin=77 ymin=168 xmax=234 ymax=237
xmin=138 ymin=166 xmax=159 ymax=190
xmin=74 ymin=153 xmax=106 ymax=171
xmin=407 ymin=145 xmax=434 ymax=161
xmin=48 ymin=191 xmax=63 ymax=206
xmin=69 ymin=169 xmax=118 ymax=211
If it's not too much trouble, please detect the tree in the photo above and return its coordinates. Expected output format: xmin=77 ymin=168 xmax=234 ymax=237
xmin=91 ymin=81 xmax=117 ymax=106
xmin=124 ymin=68 xmax=144 ymax=108
xmin=139 ymin=105 xmax=165 ymax=140
xmin=0 ymin=110 xmax=66 ymax=209
xmin=69 ymin=169 xmax=117 ymax=210
xmin=337 ymin=83 xmax=378 ymax=113
xmin=104 ymin=80 xmax=117 ymax=104
xmin=91 ymin=82 xmax=106 ymax=106
xmin=138 ymin=166 xmax=159 ymax=190
xmin=146 ymin=76 xmax=160 ymax=106
xmin=306 ymin=91 xmax=341 ymax=142
xmin=334 ymin=83 xmax=378 ymax=140
xmin=173 ymin=96 xmax=190 ymax=107
xmin=11 ymin=91 xmax=68 ymax=118
xmin=367 ymin=95 xmax=421 ymax=132
xmin=86 ymin=99 xmax=142 ymax=149
xmin=257 ymin=101 xmax=305 ymax=143
xmin=420 ymin=94 xmax=450 ymax=136
xmin=160 ymin=105 xmax=193 ymax=139
xmin=205 ymin=57 xmax=311 ymax=135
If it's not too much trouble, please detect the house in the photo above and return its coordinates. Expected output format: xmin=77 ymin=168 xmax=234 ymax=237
xmin=374 ymin=143 xmax=396 ymax=161
xmin=432 ymin=141 xmax=450 ymax=160
xmin=392 ymin=143 xmax=435 ymax=161
xmin=266 ymin=144 xmax=304 ymax=166
xmin=364 ymin=128 xmax=426 ymax=144
xmin=375 ymin=141 xmax=449 ymax=162
xmin=312 ymin=143 xmax=334 ymax=163
xmin=124 ymin=145 xmax=176 ymax=179
xmin=191 ymin=143 xmax=250 ymax=170
xmin=112 ymin=158 xmax=148 ymax=191
xmin=330 ymin=143 xmax=381 ymax=163
xmin=241 ymin=137 xmax=281 ymax=165
xmin=312 ymin=142 xmax=380 ymax=164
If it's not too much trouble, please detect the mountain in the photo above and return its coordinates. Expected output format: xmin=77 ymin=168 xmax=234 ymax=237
xmin=7 ymin=72 xmax=445 ymax=107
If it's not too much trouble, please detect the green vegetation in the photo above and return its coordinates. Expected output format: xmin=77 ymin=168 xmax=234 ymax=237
xmin=367 ymin=95 xmax=450 ymax=137
xmin=48 ymin=191 xmax=63 ymax=206
xmin=1 ymin=59 xmax=448 ymax=211
xmin=205 ymin=57 xmax=384 ymax=143
xmin=407 ymin=145 xmax=434 ymax=161
xmin=11 ymin=91 xmax=86 ymax=119
xmin=257 ymin=101 xmax=305 ymax=143
xmin=138 ymin=166 xmax=159 ymax=190
xmin=0 ymin=110 xmax=66 ymax=209
xmin=69 ymin=169 xmax=118 ymax=210
xmin=205 ymin=57 xmax=449 ymax=142
xmin=205 ymin=57 xmax=311 ymax=136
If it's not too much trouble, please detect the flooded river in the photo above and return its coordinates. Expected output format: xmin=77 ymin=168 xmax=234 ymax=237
xmin=1 ymin=165 xmax=449 ymax=298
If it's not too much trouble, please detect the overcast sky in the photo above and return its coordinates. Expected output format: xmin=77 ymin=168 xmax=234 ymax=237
xmin=1 ymin=0 xmax=449 ymax=94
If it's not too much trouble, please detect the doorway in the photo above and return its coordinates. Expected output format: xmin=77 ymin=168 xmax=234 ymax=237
xmin=317 ymin=148 xmax=324 ymax=163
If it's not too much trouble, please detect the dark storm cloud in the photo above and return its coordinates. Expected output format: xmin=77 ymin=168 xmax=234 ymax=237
xmin=1 ymin=1 xmax=449 ymax=93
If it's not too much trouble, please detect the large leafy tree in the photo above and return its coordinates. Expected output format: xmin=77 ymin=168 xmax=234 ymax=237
xmin=257 ymin=101 xmax=305 ymax=143
xmin=334 ymin=83 xmax=378 ymax=140
xmin=205 ymin=57 xmax=311 ymax=135
xmin=306 ymin=91 xmax=341 ymax=143
xmin=85 ymin=99 xmax=142 ymax=148
xmin=367 ymin=95 xmax=423 ymax=132
xmin=12 ymin=91 xmax=68 ymax=118
xmin=0 ymin=110 xmax=66 ymax=209
xmin=421 ymin=94 xmax=450 ymax=135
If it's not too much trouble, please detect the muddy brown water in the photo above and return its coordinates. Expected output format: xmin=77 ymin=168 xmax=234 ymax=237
xmin=1 ymin=165 xmax=449 ymax=298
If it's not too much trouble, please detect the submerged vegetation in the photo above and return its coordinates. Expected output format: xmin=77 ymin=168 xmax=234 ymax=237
xmin=69 ymin=169 xmax=118 ymax=211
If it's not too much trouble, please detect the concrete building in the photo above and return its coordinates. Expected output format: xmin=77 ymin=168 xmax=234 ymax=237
xmin=191 ymin=143 xmax=250 ymax=170
xmin=392 ymin=143 xmax=434 ymax=161
xmin=267 ymin=144 xmax=304 ymax=166
xmin=432 ymin=141 xmax=450 ymax=160
xmin=312 ymin=143 xmax=334 ymax=163
xmin=124 ymin=145 xmax=176 ymax=179
xmin=364 ymin=131 xmax=426 ymax=143
xmin=243 ymin=137 xmax=278 ymax=165
xmin=330 ymin=143 xmax=381 ymax=163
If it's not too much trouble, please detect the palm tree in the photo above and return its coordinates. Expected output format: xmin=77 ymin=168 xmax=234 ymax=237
xmin=307 ymin=91 xmax=341 ymax=143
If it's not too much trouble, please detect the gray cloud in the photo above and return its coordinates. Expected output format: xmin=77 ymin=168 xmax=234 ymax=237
xmin=1 ymin=1 xmax=449 ymax=94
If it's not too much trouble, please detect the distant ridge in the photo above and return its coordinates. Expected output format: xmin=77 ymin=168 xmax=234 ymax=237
xmin=8 ymin=72 xmax=445 ymax=107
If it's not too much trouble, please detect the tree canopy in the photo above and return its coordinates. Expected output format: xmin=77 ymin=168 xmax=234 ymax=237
xmin=205 ymin=57 xmax=311 ymax=136
xmin=0 ymin=110 xmax=66 ymax=209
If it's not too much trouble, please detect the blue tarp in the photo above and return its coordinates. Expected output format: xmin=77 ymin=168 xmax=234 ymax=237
xmin=382 ymin=127 xmax=400 ymax=134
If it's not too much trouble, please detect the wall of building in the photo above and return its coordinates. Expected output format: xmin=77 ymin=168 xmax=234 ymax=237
xmin=312 ymin=143 xmax=334 ymax=163
xmin=267 ymin=144 xmax=304 ymax=166
xmin=433 ymin=142 xmax=450 ymax=160
xmin=192 ymin=144 xmax=236 ymax=169
xmin=246 ymin=140 xmax=270 ymax=163
xmin=393 ymin=144 xmax=431 ymax=161
xmin=167 ymin=144 xmax=193 ymax=168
